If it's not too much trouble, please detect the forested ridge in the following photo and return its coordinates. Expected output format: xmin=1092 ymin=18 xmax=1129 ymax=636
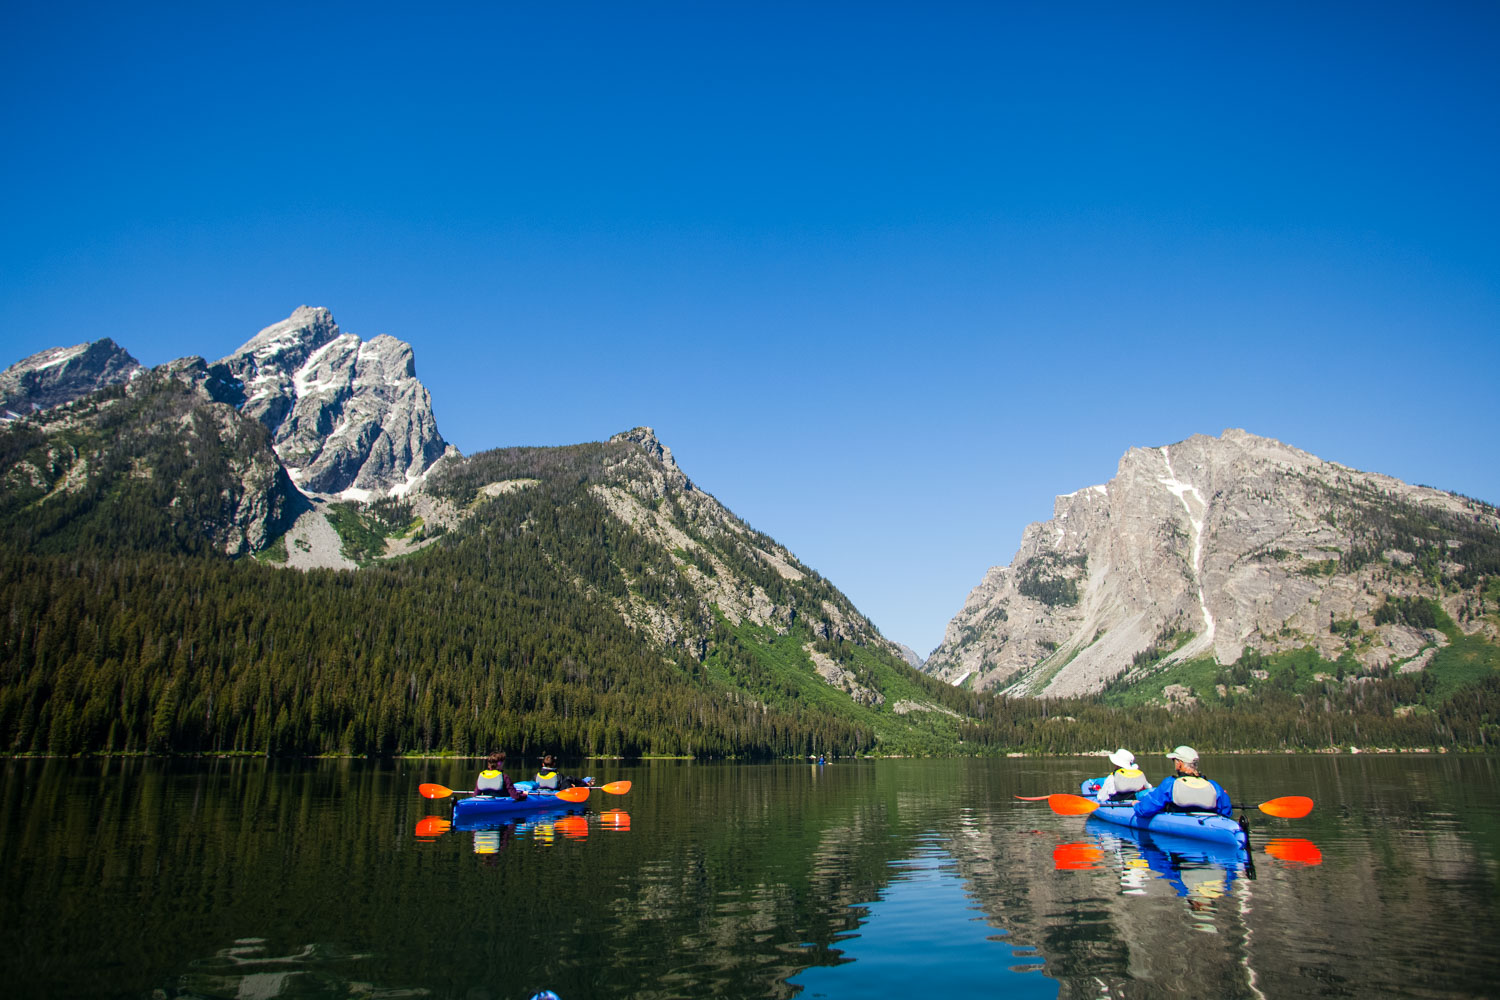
xmin=2 ymin=382 xmax=1499 ymax=758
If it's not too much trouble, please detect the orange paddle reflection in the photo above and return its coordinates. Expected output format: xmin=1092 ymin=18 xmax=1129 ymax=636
xmin=599 ymin=809 xmax=631 ymax=831
xmin=1263 ymin=838 xmax=1323 ymax=866
xmin=1053 ymin=842 xmax=1105 ymax=870
xmin=554 ymin=815 xmax=589 ymax=840
xmin=414 ymin=816 xmax=452 ymax=839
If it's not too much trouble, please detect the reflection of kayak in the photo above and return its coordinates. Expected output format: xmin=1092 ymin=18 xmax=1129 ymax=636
xmin=1080 ymin=779 xmax=1248 ymax=849
xmin=1083 ymin=816 xmax=1250 ymax=868
xmin=1082 ymin=817 xmax=1251 ymax=899
xmin=452 ymin=791 xmax=585 ymax=827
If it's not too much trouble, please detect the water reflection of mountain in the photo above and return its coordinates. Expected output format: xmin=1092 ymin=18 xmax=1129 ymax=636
xmin=944 ymin=755 xmax=1500 ymax=999
xmin=3 ymin=757 xmax=1499 ymax=999
xmin=949 ymin=808 xmax=1309 ymax=998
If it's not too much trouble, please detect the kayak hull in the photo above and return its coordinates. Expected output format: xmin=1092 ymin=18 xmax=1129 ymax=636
xmin=1080 ymin=778 xmax=1247 ymax=849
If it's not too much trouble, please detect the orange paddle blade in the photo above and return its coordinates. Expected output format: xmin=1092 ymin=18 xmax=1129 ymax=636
xmin=1048 ymin=793 xmax=1102 ymax=816
xmin=1264 ymin=838 xmax=1323 ymax=866
xmin=419 ymin=783 xmax=457 ymax=799
xmin=1258 ymin=796 xmax=1314 ymax=819
xmin=555 ymin=787 xmax=590 ymax=803
xmin=1053 ymin=842 xmax=1105 ymax=870
xmin=414 ymin=816 xmax=452 ymax=838
xmin=600 ymin=781 xmax=632 ymax=795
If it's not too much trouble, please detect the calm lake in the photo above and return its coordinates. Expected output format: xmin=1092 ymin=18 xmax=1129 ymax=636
xmin=2 ymin=755 xmax=1498 ymax=999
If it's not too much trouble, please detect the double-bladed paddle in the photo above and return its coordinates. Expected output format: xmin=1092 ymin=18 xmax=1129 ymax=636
xmin=1017 ymin=792 xmax=1313 ymax=819
xmin=418 ymin=781 xmax=632 ymax=802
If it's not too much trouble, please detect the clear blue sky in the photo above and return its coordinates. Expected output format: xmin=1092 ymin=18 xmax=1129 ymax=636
xmin=3 ymin=2 xmax=1497 ymax=655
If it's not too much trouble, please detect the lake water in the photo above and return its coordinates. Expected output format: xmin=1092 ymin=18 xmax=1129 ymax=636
xmin=2 ymin=755 xmax=1498 ymax=999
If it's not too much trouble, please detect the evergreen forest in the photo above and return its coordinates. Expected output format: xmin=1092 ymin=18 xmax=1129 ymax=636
xmin=1 ymin=380 xmax=1499 ymax=759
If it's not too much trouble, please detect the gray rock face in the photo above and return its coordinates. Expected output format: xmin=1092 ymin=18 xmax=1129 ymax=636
xmin=217 ymin=306 xmax=456 ymax=497
xmin=925 ymin=429 xmax=1500 ymax=697
xmin=0 ymin=339 xmax=142 ymax=418
xmin=894 ymin=643 xmax=925 ymax=668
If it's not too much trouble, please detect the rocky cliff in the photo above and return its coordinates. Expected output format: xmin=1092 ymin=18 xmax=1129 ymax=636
xmin=0 ymin=339 xmax=142 ymax=419
xmin=0 ymin=363 xmax=296 ymax=556
xmin=925 ymin=430 xmax=1500 ymax=697
xmin=216 ymin=306 xmax=456 ymax=497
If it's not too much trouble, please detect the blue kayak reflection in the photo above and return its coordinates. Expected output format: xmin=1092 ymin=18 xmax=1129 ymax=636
xmin=1066 ymin=817 xmax=1256 ymax=908
xmin=414 ymin=805 xmax=631 ymax=854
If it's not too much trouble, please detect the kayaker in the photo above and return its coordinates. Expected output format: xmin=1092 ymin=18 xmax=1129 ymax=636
xmin=1094 ymin=748 xmax=1152 ymax=803
xmin=1132 ymin=745 xmax=1231 ymax=819
xmin=534 ymin=753 xmax=587 ymax=790
xmin=475 ymin=751 xmax=528 ymax=800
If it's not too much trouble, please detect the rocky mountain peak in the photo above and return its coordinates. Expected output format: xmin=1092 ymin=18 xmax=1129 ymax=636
xmin=610 ymin=426 xmax=678 ymax=469
xmin=925 ymin=429 xmax=1499 ymax=698
xmin=0 ymin=338 xmax=143 ymax=418
xmin=217 ymin=307 xmax=456 ymax=498
xmin=607 ymin=426 xmax=695 ymax=496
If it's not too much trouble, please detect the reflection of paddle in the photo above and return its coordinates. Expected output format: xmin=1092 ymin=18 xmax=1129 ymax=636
xmin=415 ymin=816 xmax=452 ymax=838
xmin=419 ymin=783 xmax=590 ymax=803
xmin=1264 ymin=838 xmax=1323 ymax=865
xmin=553 ymin=815 xmax=589 ymax=840
xmin=1053 ymin=842 xmax=1104 ymax=870
xmin=1042 ymin=793 xmax=1314 ymax=818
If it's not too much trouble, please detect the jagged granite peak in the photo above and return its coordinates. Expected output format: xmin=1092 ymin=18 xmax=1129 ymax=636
xmin=925 ymin=429 xmax=1500 ymax=698
xmin=0 ymin=338 xmax=143 ymax=418
xmin=216 ymin=306 xmax=457 ymax=497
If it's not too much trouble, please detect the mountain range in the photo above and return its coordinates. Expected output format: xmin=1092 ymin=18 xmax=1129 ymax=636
xmin=1 ymin=306 xmax=1496 ymax=756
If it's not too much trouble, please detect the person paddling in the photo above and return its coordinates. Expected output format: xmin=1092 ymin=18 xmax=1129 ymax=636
xmin=1094 ymin=748 xmax=1152 ymax=803
xmin=1132 ymin=745 xmax=1231 ymax=820
xmin=475 ymin=751 xmax=528 ymax=801
xmin=534 ymin=752 xmax=588 ymax=790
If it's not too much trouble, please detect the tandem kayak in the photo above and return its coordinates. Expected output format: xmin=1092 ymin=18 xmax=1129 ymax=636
xmin=1080 ymin=778 xmax=1248 ymax=849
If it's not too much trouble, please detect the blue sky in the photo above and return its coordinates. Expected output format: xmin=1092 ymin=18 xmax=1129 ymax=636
xmin=3 ymin=2 xmax=1497 ymax=654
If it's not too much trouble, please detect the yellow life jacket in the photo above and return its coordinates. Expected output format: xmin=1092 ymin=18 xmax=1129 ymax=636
xmin=1112 ymin=767 xmax=1148 ymax=794
xmin=476 ymin=768 xmax=505 ymax=792
xmin=1170 ymin=775 xmax=1217 ymax=810
xmin=536 ymin=768 xmax=559 ymax=790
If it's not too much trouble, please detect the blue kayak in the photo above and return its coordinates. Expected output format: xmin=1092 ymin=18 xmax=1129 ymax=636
xmin=1080 ymin=778 xmax=1248 ymax=849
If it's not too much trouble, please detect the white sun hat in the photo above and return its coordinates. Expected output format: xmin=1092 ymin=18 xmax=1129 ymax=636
xmin=1108 ymin=748 xmax=1136 ymax=769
